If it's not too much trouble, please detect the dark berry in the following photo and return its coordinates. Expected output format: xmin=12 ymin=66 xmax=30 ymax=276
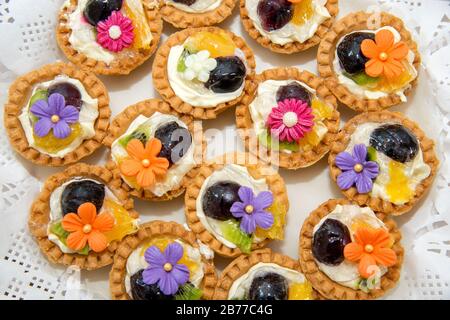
xmin=205 ymin=56 xmax=246 ymax=94
xmin=154 ymin=122 xmax=192 ymax=166
xmin=130 ymin=270 xmax=175 ymax=300
xmin=48 ymin=82 xmax=82 ymax=110
xmin=257 ymin=0 xmax=293 ymax=32
xmin=202 ymin=181 xmax=241 ymax=221
xmin=312 ymin=219 xmax=351 ymax=266
xmin=369 ymin=124 xmax=419 ymax=163
xmin=337 ymin=32 xmax=375 ymax=74
xmin=83 ymin=0 xmax=123 ymax=26
xmin=173 ymin=0 xmax=197 ymax=5
xmin=276 ymin=82 xmax=312 ymax=106
xmin=61 ymin=180 xmax=105 ymax=215
xmin=248 ymin=272 xmax=288 ymax=300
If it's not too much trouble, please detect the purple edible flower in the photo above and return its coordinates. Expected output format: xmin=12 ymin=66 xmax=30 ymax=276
xmin=30 ymin=93 xmax=79 ymax=139
xmin=335 ymin=144 xmax=379 ymax=194
xmin=143 ymin=242 xmax=190 ymax=295
xmin=230 ymin=186 xmax=274 ymax=234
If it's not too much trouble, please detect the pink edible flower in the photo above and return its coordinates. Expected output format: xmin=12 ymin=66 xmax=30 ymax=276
xmin=266 ymin=98 xmax=314 ymax=143
xmin=96 ymin=11 xmax=134 ymax=53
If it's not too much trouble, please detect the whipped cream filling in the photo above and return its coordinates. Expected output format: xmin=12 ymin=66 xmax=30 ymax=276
xmin=333 ymin=26 xmax=418 ymax=101
xmin=47 ymin=177 xmax=120 ymax=253
xmin=246 ymin=0 xmax=330 ymax=46
xmin=165 ymin=0 xmax=221 ymax=13
xmin=248 ymin=79 xmax=329 ymax=153
xmin=18 ymin=75 xmax=99 ymax=158
xmin=346 ymin=122 xmax=431 ymax=205
xmin=167 ymin=45 xmax=246 ymax=107
xmin=111 ymin=113 xmax=196 ymax=197
xmin=125 ymin=239 xmax=205 ymax=297
xmin=313 ymin=204 xmax=387 ymax=290
xmin=228 ymin=262 xmax=306 ymax=299
xmin=196 ymin=164 xmax=268 ymax=248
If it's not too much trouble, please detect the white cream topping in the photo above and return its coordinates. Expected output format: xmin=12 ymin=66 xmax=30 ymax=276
xmin=245 ymin=0 xmax=330 ymax=46
xmin=47 ymin=177 xmax=119 ymax=253
xmin=333 ymin=26 xmax=418 ymax=101
xmin=313 ymin=205 xmax=387 ymax=289
xmin=165 ymin=0 xmax=221 ymax=13
xmin=18 ymin=75 xmax=99 ymax=158
xmin=346 ymin=122 xmax=431 ymax=205
xmin=111 ymin=113 xmax=196 ymax=197
xmin=228 ymin=262 xmax=306 ymax=299
xmin=125 ymin=240 xmax=205 ymax=297
xmin=196 ymin=164 xmax=268 ymax=248
xmin=67 ymin=0 xmax=115 ymax=64
xmin=248 ymin=79 xmax=328 ymax=152
xmin=167 ymin=45 xmax=245 ymax=107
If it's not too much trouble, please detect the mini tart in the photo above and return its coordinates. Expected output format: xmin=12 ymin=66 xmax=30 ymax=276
xmin=152 ymin=27 xmax=256 ymax=120
xmin=109 ymin=220 xmax=217 ymax=300
xmin=240 ymin=0 xmax=339 ymax=54
xmin=317 ymin=12 xmax=421 ymax=112
xmin=103 ymin=99 xmax=205 ymax=201
xmin=29 ymin=163 xmax=138 ymax=270
xmin=299 ymin=198 xmax=403 ymax=300
xmin=184 ymin=152 xmax=289 ymax=258
xmin=160 ymin=0 xmax=236 ymax=28
xmin=328 ymin=111 xmax=439 ymax=216
xmin=57 ymin=0 xmax=162 ymax=75
xmin=213 ymin=248 xmax=321 ymax=300
xmin=236 ymin=67 xmax=340 ymax=169
xmin=4 ymin=62 xmax=110 ymax=167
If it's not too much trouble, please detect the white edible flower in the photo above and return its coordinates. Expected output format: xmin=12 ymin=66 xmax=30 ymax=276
xmin=182 ymin=50 xmax=217 ymax=83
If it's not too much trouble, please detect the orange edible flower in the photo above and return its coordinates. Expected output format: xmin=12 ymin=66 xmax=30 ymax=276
xmin=119 ymin=138 xmax=169 ymax=188
xmin=343 ymin=227 xmax=397 ymax=279
xmin=61 ymin=202 xmax=114 ymax=253
xmin=360 ymin=29 xmax=409 ymax=79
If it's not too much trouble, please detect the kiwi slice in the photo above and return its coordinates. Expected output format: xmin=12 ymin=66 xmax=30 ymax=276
xmin=258 ymin=131 xmax=300 ymax=152
xmin=29 ymin=89 xmax=48 ymax=122
xmin=344 ymin=72 xmax=379 ymax=87
xmin=119 ymin=124 xmax=151 ymax=147
xmin=220 ymin=219 xmax=252 ymax=253
xmin=174 ymin=284 xmax=203 ymax=300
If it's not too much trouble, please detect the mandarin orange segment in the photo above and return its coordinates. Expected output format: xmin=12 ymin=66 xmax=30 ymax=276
xmin=386 ymin=161 xmax=413 ymax=204
xmin=255 ymin=201 xmax=286 ymax=240
xmin=288 ymin=282 xmax=313 ymax=300
xmin=185 ymin=31 xmax=236 ymax=58
xmin=123 ymin=0 xmax=152 ymax=50
xmin=291 ymin=0 xmax=314 ymax=26
xmin=311 ymin=99 xmax=333 ymax=120
xmin=103 ymin=200 xmax=138 ymax=243
xmin=372 ymin=62 xmax=414 ymax=92
xmin=33 ymin=123 xmax=82 ymax=153
xmin=298 ymin=129 xmax=320 ymax=150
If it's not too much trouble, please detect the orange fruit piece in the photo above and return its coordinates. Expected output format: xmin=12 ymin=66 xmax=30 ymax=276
xmin=288 ymin=282 xmax=313 ymax=300
xmin=373 ymin=62 xmax=414 ymax=92
xmin=103 ymin=200 xmax=138 ymax=243
xmin=311 ymin=99 xmax=333 ymax=120
xmin=185 ymin=31 xmax=236 ymax=58
xmin=34 ymin=123 xmax=82 ymax=153
xmin=123 ymin=0 xmax=152 ymax=50
xmin=255 ymin=201 xmax=287 ymax=240
xmin=291 ymin=0 xmax=314 ymax=26
xmin=386 ymin=161 xmax=413 ymax=204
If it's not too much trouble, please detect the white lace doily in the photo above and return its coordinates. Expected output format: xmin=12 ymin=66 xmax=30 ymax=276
xmin=0 ymin=0 xmax=449 ymax=300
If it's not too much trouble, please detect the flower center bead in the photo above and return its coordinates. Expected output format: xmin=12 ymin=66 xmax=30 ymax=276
xmin=379 ymin=52 xmax=388 ymax=61
xmin=282 ymin=111 xmax=298 ymax=128
xmin=141 ymin=159 xmax=150 ymax=168
xmin=245 ymin=205 xmax=254 ymax=214
xmin=108 ymin=25 xmax=122 ymax=40
xmin=364 ymin=244 xmax=374 ymax=253
xmin=353 ymin=163 xmax=364 ymax=173
xmin=51 ymin=115 xmax=60 ymax=123
xmin=163 ymin=263 xmax=173 ymax=272
xmin=82 ymin=224 xmax=92 ymax=234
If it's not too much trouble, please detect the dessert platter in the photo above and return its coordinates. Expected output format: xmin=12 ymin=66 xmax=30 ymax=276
xmin=0 ymin=0 xmax=449 ymax=300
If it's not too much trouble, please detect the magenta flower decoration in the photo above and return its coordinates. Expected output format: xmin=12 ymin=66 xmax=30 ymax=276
xmin=97 ymin=11 xmax=134 ymax=52
xmin=230 ymin=186 xmax=274 ymax=234
xmin=30 ymin=93 xmax=79 ymax=139
xmin=143 ymin=243 xmax=190 ymax=295
xmin=335 ymin=144 xmax=379 ymax=194
xmin=266 ymin=98 xmax=314 ymax=143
